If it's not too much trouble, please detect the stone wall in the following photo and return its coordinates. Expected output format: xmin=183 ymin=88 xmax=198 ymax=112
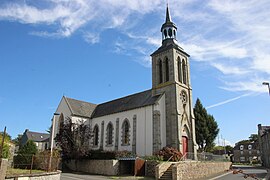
xmin=1 ymin=159 xmax=8 ymax=180
xmin=172 ymin=161 xmax=232 ymax=180
xmin=66 ymin=159 xmax=119 ymax=175
xmin=5 ymin=171 xmax=61 ymax=180
xmin=145 ymin=160 xmax=159 ymax=177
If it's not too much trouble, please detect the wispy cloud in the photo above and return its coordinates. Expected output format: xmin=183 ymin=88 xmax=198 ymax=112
xmin=0 ymin=0 xmax=270 ymax=93
xmin=206 ymin=93 xmax=254 ymax=109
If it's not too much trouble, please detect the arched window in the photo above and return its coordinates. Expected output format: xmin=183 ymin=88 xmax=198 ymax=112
xmin=122 ymin=119 xmax=130 ymax=145
xmin=177 ymin=57 xmax=182 ymax=83
xmin=106 ymin=122 xmax=113 ymax=145
xmin=182 ymin=59 xmax=187 ymax=85
xmin=93 ymin=125 xmax=99 ymax=146
xmin=159 ymin=59 xmax=163 ymax=84
xmin=164 ymin=29 xmax=167 ymax=38
xmin=165 ymin=57 xmax=169 ymax=82
xmin=168 ymin=28 xmax=172 ymax=37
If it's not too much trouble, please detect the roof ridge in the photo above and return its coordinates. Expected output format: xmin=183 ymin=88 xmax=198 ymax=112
xmin=65 ymin=96 xmax=96 ymax=105
xmin=97 ymin=89 xmax=151 ymax=106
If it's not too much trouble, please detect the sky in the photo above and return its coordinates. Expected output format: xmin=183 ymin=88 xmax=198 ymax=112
xmin=0 ymin=0 xmax=270 ymax=146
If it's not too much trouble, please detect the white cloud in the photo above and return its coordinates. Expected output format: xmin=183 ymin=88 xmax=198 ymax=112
xmin=83 ymin=32 xmax=100 ymax=44
xmin=215 ymin=138 xmax=234 ymax=147
xmin=1 ymin=0 xmax=270 ymax=93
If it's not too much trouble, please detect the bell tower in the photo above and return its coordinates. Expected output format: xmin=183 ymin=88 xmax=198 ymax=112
xmin=151 ymin=5 xmax=197 ymax=156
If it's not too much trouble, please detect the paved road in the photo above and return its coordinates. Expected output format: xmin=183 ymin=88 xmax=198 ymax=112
xmin=210 ymin=165 xmax=268 ymax=180
xmin=61 ymin=173 xmax=153 ymax=180
xmin=61 ymin=173 xmax=111 ymax=180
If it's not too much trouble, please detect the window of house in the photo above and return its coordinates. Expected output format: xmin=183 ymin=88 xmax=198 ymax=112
xmin=248 ymin=145 xmax=252 ymax=150
xmin=122 ymin=119 xmax=130 ymax=145
xmin=165 ymin=57 xmax=169 ymax=82
xmin=93 ymin=125 xmax=99 ymax=146
xmin=240 ymin=145 xmax=244 ymax=150
xmin=106 ymin=122 xmax=113 ymax=146
xmin=240 ymin=151 xmax=243 ymax=155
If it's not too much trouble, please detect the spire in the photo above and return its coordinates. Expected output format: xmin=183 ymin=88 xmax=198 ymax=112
xmin=166 ymin=4 xmax=171 ymax=22
xmin=161 ymin=4 xmax=177 ymax=43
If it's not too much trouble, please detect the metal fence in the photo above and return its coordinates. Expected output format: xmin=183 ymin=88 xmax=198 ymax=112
xmin=185 ymin=152 xmax=229 ymax=162
xmin=8 ymin=154 xmax=60 ymax=174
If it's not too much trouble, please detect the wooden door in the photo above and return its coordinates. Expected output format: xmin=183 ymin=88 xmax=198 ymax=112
xmin=182 ymin=136 xmax=188 ymax=155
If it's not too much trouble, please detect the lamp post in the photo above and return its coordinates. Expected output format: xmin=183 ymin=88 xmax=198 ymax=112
xmin=262 ymin=82 xmax=270 ymax=96
xmin=48 ymin=112 xmax=60 ymax=171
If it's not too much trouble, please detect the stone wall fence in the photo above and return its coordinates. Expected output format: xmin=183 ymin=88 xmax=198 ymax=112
xmin=1 ymin=159 xmax=8 ymax=180
xmin=65 ymin=159 xmax=119 ymax=175
xmin=145 ymin=160 xmax=159 ymax=177
xmin=172 ymin=161 xmax=232 ymax=180
xmin=5 ymin=171 xmax=61 ymax=180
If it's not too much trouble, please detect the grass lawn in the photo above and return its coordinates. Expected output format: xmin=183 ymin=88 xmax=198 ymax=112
xmin=6 ymin=168 xmax=45 ymax=176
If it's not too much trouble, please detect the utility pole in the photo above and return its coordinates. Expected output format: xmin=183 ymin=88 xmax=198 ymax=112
xmin=0 ymin=126 xmax=7 ymax=158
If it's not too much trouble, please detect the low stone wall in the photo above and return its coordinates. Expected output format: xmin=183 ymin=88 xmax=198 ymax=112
xmin=66 ymin=159 xmax=119 ymax=175
xmin=172 ymin=161 xmax=232 ymax=180
xmin=1 ymin=159 xmax=8 ymax=180
xmin=5 ymin=171 xmax=61 ymax=180
xmin=145 ymin=160 xmax=159 ymax=177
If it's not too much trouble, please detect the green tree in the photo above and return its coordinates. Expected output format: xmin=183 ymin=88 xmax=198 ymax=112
xmin=0 ymin=131 xmax=11 ymax=158
xmin=14 ymin=140 xmax=38 ymax=169
xmin=55 ymin=117 xmax=92 ymax=160
xmin=12 ymin=134 xmax=23 ymax=147
xmin=249 ymin=134 xmax=258 ymax=142
xmin=194 ymin=98 xmax=219 ymax=152
xmin=18 ymin=140 xmax=37 ymax=155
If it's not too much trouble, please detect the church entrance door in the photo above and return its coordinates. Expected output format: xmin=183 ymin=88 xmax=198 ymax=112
xmin=182 ymin=136 xmax=188 ymax=155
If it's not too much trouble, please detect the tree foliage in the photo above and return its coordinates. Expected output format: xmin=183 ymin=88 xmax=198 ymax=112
xmin=194 ymin=98 xmax=219 ymax=152
xmin=55 ymin=117 xmax=92 ymax=160
xmin=249 ymin=134 xmax=258 ymax=142
xmin=14 ymin=140 xmax=38 ymax=169
xmin=12 ymin=134 xmax=23 ymax=147
xmin=0 ymin=131 xmax=11 ymax=158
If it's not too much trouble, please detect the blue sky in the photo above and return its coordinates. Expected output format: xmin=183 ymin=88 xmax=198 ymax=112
xmin=0 ymin=0 xmax=270 ymax=146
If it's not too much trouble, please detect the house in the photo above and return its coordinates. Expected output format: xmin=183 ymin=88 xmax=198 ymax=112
xmin=233 ymin=141 xmax=260 ymax=163
xmin=20 ymin=129 xmax=50 ymax=151
xmin=258 ymin=124 xmax=270 ymax=167
xmin=51 ymin=5 xmax=198 ymax=157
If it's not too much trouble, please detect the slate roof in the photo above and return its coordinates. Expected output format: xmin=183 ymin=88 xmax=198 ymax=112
xmin=151 ymin=40 xmax=190 ymax=57
xmin=91 ymin=89 xmax=162 ymax=118
xmin=65 ymin=97 xmax=97 ymax=118
xmin=25 ymin=130 xmax=50 ymax=142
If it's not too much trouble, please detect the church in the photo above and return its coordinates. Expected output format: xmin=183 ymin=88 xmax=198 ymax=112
xmin=52 ymin=6 xmax=197 ymax=157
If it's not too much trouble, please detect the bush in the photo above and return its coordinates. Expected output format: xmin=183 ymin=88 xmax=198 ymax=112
xmin=155 ymin=147 xmax=183 ymax=161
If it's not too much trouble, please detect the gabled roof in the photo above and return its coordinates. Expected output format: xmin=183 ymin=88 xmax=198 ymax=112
xmin=25 ymin=130 xmax=50 ymax=142
xmin=64 ymin=97 xmax=97 ymax=118
xmin=91 ymin=89 xmax=162 ymax=118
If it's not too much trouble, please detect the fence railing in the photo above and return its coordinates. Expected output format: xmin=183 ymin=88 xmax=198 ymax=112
xmin=8 ymin=154 xmax=60 ymax=175
xmin=185 ymin=152 xmax=229 ymax=162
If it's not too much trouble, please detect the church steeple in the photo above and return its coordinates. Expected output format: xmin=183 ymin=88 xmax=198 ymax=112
xmin=161 ymin=4 xmax=177 ymax=43
xmin=166 ymin=4 xmax=171 ymax=22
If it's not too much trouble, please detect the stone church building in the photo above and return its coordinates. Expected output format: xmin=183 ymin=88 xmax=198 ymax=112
xmin=52 ymin=6 xmax=197 ymax=157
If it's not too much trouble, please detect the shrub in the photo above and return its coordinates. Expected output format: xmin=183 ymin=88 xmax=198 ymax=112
xmin=155 ymin=147 xmax=183 ymax=161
